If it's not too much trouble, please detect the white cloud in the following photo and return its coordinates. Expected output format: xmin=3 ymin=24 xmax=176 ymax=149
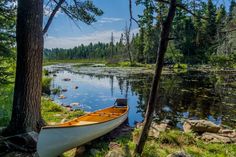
xmin=44 ymin=28 xmax=139 ymax=49
xmin=98 ymin=17 xmax=124 ymax=23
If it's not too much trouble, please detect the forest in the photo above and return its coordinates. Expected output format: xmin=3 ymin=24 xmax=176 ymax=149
xmin=0 ymin=0 xmax=236 ymax=157
xmin=44 ymin=0 xmax=236 ymax=66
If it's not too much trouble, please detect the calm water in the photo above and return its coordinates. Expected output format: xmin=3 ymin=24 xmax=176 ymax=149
xmin=45 ymin=64 xmax=236 ymax=128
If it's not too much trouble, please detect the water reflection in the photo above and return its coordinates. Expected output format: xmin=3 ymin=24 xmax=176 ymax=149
xmin=46 ymin=65 xmax=236 ymax=128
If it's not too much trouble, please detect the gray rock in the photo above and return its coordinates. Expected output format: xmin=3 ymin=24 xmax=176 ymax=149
xmin=183 ymin=120 xmax=220 ymax=133
xmin=105 ymin=148 xmax=125 ymax=157
xmin=167 ymin=151 xmax=192 ymax=157
xmin=201 ymin=132 xmax=236 ymax=143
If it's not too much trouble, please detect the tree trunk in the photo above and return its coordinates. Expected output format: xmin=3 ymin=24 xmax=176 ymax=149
xmin=4 ymin=0 xmax=44 ymax=135
xmin=134 ymin=0 xmax=177 ymax=155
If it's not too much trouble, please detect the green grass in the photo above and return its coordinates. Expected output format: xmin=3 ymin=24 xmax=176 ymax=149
xmin=81 ymin=129 xmax=236 ymax=157
xmin=41 ymin=97 xmax=84 ymax=124
xmin=43 ymin=59 xmax=106 ymax=66
xmin=106 ymin=61 xmax=153 ymax=68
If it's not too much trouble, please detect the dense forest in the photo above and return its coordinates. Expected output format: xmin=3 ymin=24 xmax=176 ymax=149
xmin=44 ymin=0 xmax=236 ymax=66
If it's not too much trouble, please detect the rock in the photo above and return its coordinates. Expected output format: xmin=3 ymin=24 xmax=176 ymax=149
xmin=70 ymin=102 xmax=80 ymax=107
xmin=62 ymin=89 xmax=67 ymax=92
xmin=75 ymin=86 xmax=79 ymax=89
xmin=75 ymin=146 xmax=86 ymax=157
xmin=183 ymin=120 xmax=220 ymax=133
xmin=90 ymin=148 xmax=99 ymax=156
xmin=62 ymin=78 xmax=71 ymax=81
xmin=60 ymin=118 xmax=67 ymax=123
xmin=218 ymin=129 xmax=235 ymax=135
xmin=109 ymin=142 xmax=121 ymax=149
xmin=59 ymin=95 xmax=66 ymax=99
xmin=167 ymin=151 xmax=192 ymax=157
xmin=201 ymin=132 xmax=236 ymax=143
xmin=105 ymin=149 xmax=125 ymax=157
xmin=136 ymin=122 xmax=169 ymax=139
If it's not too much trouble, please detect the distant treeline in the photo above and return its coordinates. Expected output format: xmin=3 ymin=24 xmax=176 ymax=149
xmin=44 ymin=0 xmax=236 ymax=65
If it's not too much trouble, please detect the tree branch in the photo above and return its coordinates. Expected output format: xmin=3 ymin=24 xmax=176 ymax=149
xmin=43 ymin=0 xmax=65 ymax=35
xmin=129 ymin=0 xmax=140 ymax=26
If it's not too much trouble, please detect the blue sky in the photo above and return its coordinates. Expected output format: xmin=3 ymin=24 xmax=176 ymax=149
xmin=44 ymin=0 xmax=142 ymax=49
xmin=44 ymin=0 xmax=231 ymax=49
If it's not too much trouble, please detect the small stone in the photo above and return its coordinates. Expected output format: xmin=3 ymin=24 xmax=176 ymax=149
xmin=59 ymin=95 xmax=66 ymax=99
xmin=60 ymin=118 xmax=67 ymax=123
xmin=167 ymin=151 xmax=192 ymax=157
xmin=75 ymin=86 xmax=79 ymax=89
xmin=109 ymin=142 xmax=120 ymax=149
xmin=105 ymin=148 xmax=125 ymax=157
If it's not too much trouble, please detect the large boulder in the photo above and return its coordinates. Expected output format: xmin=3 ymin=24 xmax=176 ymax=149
xmin=201 ymin=132 xmax=236 ymax=143
xmin=183 ymin=120 xmax=220 ymax=133
xmin=167 ymin=151 xmax=192 ymax=157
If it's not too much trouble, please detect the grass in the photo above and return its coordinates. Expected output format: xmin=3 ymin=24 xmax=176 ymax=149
xmin=106 ymin=61 xmax=154 ymax=68
xmin=41 ymin=97 xmax=84 ymax=124
xmin=43 ymin=59 xmax=106 ymax=66
xmin=0 ymin=88 xmax=84 ymax=126
xmin=80 ymin=129 xmax=236 ymax=157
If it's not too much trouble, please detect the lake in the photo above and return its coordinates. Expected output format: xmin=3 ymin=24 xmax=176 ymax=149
xmin=45 ymin=64 xmax=236 ymax=128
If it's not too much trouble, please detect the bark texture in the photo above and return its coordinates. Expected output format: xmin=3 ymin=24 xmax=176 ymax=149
xmin=134 ymin=0 xmax=177 ymax=155
xmin=4 ymin=0 xmax=44 ymax=135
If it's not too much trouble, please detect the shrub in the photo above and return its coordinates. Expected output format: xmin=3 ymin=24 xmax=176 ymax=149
xmin=42 ymin=77 xmax=52 ymax=95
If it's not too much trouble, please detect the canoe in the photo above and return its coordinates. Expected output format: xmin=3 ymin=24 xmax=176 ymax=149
xmin=37 ymin=99 xmax=129 ymax=157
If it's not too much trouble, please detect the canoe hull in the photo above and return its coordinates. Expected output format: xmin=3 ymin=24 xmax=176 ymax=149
xmin=37 ymin=110 xmax=128 ymax=157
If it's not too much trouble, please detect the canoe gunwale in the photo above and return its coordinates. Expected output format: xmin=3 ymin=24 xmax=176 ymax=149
xmin=42 ymin=105 xmax=129 ymax=129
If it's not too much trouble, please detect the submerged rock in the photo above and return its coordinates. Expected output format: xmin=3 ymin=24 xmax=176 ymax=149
xmin=62 ymin=78 xmax=71 ymax=81
xmin=62 ymin=89 xmax=67 ymax=92
xmin=183 ymin=120 xmax=220 ymax=133
xmin=59 ymin=95 xmax=66 ymax=99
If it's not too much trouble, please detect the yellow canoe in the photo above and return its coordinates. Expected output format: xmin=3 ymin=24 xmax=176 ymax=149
xmin=37 ymin=99 xmax=129 ymax=157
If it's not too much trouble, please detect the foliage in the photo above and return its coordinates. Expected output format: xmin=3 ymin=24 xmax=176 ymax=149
xmin=43 ymin=1 xmax=235 ymax=67
xmin=0 ymin=84 xmax=13 ymax=126
xmin=42 ymin=77 xmax=52 ymax=95
xmin=209 ymin=53 xmax=236 ymax=68
xmin=0 ymin=1 xmax=16 ymax=83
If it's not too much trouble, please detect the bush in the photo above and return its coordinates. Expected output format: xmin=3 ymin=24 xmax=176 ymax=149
xmin=42 ymin=77 xmax=52 ymax=95
xmin=209 ymin=53 xmax=235 ymax=68
xmin=173 ymin=63 xmax=188 ymax=69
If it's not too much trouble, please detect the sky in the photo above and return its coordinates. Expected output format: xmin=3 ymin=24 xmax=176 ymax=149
xmin=44 ymin=0 xmax=143 ymax=49
xmin=44 ymin=0 xmax=231 ymax=49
